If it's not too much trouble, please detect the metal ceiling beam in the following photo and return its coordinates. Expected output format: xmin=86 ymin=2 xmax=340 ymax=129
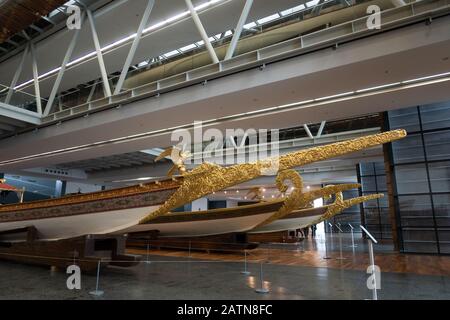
xmin=30 ymin=42 xmax=42 ymax=115
xmin=29 ymin=24 xmax=44 ymax=33
xmin=87 ymin=80 xmax=98 ymax=103
xmin=0 ymin=116 xmax=28 ymax=127
xmin=5 ymin=39 xmax=19 ymax=47
xmin=87 ymin=9 xmax=112 ymax=97
xmin=317 ymin=121 xmax=327 ymax=138
xmin=41 ymin=16 xmax=56 ymax=26
xmin=0 ymin=122 xmax=15 ymax=131
xmin=225 ymin=0 xmax=254 ymax=60
xmin=0 ymin=0 xmax=129 ymax=64
xmin=0 ymin=102 xmax=41 ymax=124
xmin=303 ymin=124 xmax=314 ymax=139
xmin=44 ymin=11 xmax=86 ymax=117
xmin=114 ymin=0 xmax=155 ymax=95
xmin=185 ymin=0 xmax=219 ymax=64
xmin=5 ymin=45 xmax=29 ymax=104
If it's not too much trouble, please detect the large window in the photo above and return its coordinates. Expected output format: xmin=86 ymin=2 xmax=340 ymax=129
xmin=387 ymin=102 xmax=450 ymax=254
xmin=358 ymin=162 xmax=391 ymax=240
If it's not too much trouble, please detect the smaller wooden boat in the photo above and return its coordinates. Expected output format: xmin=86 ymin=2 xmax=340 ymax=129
xmin=123 ymin=181 xmax=382 ymax=238
xmin=119 ymin=201 xmax=284 ymax=238
xmin=250 ymin=193 xmax=383 ymax=234
xmin=249 ymin=206 xmax=327 ymax=234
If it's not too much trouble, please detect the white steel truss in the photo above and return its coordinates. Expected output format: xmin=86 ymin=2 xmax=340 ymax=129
xmin=114 ymin=0 xmax=155 ymax=95
xmin=185 ymin=0 xmax=219 ymax=64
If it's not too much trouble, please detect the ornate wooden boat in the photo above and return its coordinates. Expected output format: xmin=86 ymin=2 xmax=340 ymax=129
xmin=125 ymin=191 xmax=381 ymax=237
xmin=0 ymin=180 xmax=179 ymax=242
xmin=123 ymin=202 xmax=325 ymax=238
xmin=120 ymin=201 xmax=284 ymax=238
xmin=250 ymin=192 xmax=383 ymax=234
xmin=0 ymin=130 xmax=405 ymax=243
xmin=249 ymin=206 xmax=329 ymax=234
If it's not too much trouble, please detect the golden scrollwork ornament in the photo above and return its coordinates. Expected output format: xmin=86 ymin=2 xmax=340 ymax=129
xmin=139 ymin=130 xmax=406 ymax=224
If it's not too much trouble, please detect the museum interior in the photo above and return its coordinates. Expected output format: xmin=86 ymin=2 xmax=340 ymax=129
xmin=0 ymin=0 xmax=449 ymax=301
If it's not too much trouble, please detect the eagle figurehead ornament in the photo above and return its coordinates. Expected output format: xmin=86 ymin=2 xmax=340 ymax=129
xmin=155 ymin=146 xmax=192 ymax=177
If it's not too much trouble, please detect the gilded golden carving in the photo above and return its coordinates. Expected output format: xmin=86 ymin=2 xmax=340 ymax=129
xmin=246 ymin=187 xmax=265 ymax=201
xmin=256 ymin=181 xmax=362 ymax=228
xmin=140 ymin=130 xmax=406 ymax=224
xmin=155 ymin=146 xmax=191 ymax=177
xmin=255 ymin=170 xmax=304 ymax=228
xmin=312 ymin=193 xmax=384 ymax=225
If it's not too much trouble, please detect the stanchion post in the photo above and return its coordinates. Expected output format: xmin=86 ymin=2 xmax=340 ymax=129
xmin=241 ymin=250 xmax=251 ymax=275
xmin=368 ymin=239 xmax=378 ymax=300
xmin=361 ymin=225 xmax=379 ymax=301
xmin=255 ymin=262 xmax=269 ymax=294
xmin=348 ymin=224 xmax=358 ymax=249
xmin=89 ymin=260 xmax=104 ymax=297
xmin=299 ymin=236 xmax=305 ymax=252
xmin=145 ymin=242 xmax=151 ymax=265
xmin=323 ymin=232 xmax=331 ymax=260
xmin=335 ymin=224 xmax=346 ymax=260
xmin=189 ymin=240 xmax=192 ymax=258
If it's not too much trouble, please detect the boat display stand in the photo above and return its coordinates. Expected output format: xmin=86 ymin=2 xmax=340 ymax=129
xmin=247 ymin=231 xmax=303 ymax=244
xmin=127 ymin=231 xmax=259 ymax=253
xmin=0 ymin=227 xmax=141 ymax=272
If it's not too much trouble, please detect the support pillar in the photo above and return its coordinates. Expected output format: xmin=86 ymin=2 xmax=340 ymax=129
xmin=382 ymin=113 xmax=400 ymax=252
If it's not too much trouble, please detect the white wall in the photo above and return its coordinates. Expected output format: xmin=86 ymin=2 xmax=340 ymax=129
xmin=65 ymin=181 xmax=102 ymax=194
xmin=192 ymin=198 xmax=208 ymax=211
xmin=226 ymin=200 xmax=239 ymax=208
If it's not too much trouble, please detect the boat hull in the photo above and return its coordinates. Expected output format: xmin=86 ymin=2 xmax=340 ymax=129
xmin=122 ymin=201 xmax=285 ymax=238
xmin=0 ymin=182 xmax=178 ymax=242
xmin=0 ymin=205 xmax=158 ymax=242
xmin=122 ymin=211 xmax=275 ymax=238
xmin=249 ymin=207 xmax=327 ymax=234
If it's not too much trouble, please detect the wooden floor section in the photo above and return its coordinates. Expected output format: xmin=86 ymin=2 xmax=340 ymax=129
xmin=127 ymin=246 xmax=450 ymax=277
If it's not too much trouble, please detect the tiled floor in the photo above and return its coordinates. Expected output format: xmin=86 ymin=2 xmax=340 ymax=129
xmin=130 ymin=235 xmax=450 ymax=277
xmin=1 ymin=234 xmax=449 ymax=300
